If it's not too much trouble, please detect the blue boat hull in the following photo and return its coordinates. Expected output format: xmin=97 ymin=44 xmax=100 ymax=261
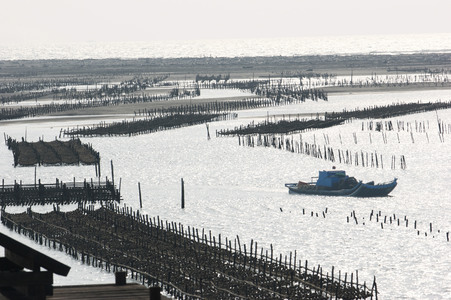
xmin=285 ymin=178 xmax=397 ymax=197
xmin=350 ymin=179 xmax=397 ymax=197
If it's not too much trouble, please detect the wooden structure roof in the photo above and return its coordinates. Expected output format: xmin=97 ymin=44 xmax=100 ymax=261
xmin=0 ymin=232 xmax=167 ymax=299
xmin=49 ymin=284 xmax=170 ymax=300
xmin=0 ymin=232 xmax=70 ymax=300
xmin=0 ymin=232 xmax=70 ymax=275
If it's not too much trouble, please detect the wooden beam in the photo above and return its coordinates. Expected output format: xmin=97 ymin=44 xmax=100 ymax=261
xmin=5 ymin=249 xmax=40 ymax=272
xmin=0 ymin=270 xmax=53 ymax=287
xmin=0 ymin=257 xmax=23 ymax=271
xmin=0 ymin=232 xmax=70 ymax=276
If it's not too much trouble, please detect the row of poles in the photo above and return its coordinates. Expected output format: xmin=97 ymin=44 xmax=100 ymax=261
xmin=347 ymin=210 xmax=450 ymax=242
xmin=239 ymin=134 xmax=407 ymax=170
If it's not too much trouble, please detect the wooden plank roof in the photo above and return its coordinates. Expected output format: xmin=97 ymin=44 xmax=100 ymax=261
xmin=0 ymin=232 xmax=70 ymax=276
xmin=49 ymin=284 xmax=172 ymax=300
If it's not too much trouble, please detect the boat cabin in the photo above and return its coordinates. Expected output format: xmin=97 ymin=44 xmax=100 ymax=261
xmin=316 ymin=170 xmax=348 ymax=189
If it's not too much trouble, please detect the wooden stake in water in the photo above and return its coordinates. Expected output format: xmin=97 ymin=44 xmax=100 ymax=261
xmin=138 ymin=182 xmax=142 ymax=209
xmin=181 ymin=178 xmax=185 ymax=209
xmin=206 ymin=124 xmax=211 ymax=140
xmin=110 ymin=160 xmax=114 ymax=187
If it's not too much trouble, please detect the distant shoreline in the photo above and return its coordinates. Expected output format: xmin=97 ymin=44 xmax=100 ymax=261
xmin=1 ymin=52 xmax=450 ymax=123
xmin=1 ymin=53 xmax=451 ymax=79
xmin=2 ymin=83 xmax=450 ymax=125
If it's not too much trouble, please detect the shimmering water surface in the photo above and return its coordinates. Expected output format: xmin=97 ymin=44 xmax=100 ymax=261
xmin=1 ymin=88 xmax=450 ymax=299
xmin=0 ymin=34 xmax=450 ymax=299
xmin=1 ymin=33 xmax=451 ymax=60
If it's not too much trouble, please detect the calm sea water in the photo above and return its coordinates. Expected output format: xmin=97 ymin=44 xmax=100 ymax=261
xmin=1 ymin=34 xmax=450 ymax=299
xmin=1 ymin=33 xmax=451 ymax=60
xmin=1 ymin=89 xmax=451 ymax=299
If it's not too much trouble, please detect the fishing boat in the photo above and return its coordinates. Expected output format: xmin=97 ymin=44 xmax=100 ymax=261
xmin=285 ymin=169 xmax=397 ymax=197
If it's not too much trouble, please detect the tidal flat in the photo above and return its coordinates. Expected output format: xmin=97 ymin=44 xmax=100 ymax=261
xmin=1 ymin=53 xmax=450 ymax=299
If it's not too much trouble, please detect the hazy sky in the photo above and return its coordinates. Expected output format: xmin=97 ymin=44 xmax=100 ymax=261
xmin=1 ymin=0 xmax=450 ymax=43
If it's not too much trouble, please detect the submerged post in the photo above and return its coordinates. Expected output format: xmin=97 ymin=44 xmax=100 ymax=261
xmin=206 ymin=123 xmax=211 ymax=140
xmin=111 ymin=160 xmax=114 ymax=187
xmin=98 ymin=158 xmax=101 ymax=178
xmin=115 ymin=271 xmax=126 ymax=286
xmin=149 ymin=286 xmax=161 ymax=300
xmin=138 ymin=182 xmax=142 ymax=209
xmin=181 ymin=178 xmax=185 ymax=209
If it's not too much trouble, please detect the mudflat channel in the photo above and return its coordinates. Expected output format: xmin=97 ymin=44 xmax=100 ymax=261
xmin=1 ymin=53 xmax=450 ymax=119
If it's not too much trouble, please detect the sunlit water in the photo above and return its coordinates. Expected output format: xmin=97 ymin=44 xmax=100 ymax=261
xmin=0 ymin=88 xmax=450 ymax=299
xmin=1 ymin=33 xmax=451 ymax=60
